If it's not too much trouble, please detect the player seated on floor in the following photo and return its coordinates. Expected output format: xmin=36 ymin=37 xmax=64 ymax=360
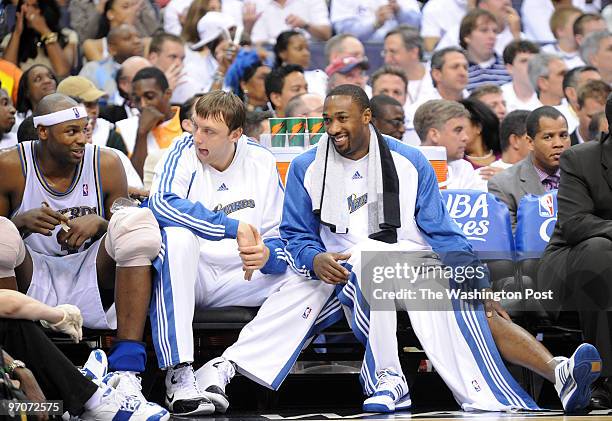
xmin=147 ymin=90 xmax=339 ymax=415
xmin=0 ymin=93 xmax=167 ymax=416
xmin=276 ymin=84 xmax=601 ymax=414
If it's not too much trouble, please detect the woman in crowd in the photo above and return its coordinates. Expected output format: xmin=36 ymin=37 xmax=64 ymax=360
xmin=14 ymin=64 xmax=57 ymax=124
xmin=273 ymin=30 xmax=326 ymax=97
xmin=460 ymin=98 xmax=503 ymax=170
xmin=82 ymin=0 xmax=156 ymax=62
xmin=1 ymin=0 xmax=77 ymax=77
xmin=180 ymin=0 xmax=221 ymax=46
xmin=225 ymin=49 xmax=271 ymax=111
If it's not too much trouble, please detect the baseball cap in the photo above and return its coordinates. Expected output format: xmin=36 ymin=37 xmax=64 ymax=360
xmin=325 ymin=56 xmax=369 ymax=77
xmin=57 ymin=76 xmax=106 ymax=102
xmin=190 ymin=11 xmax=237 ymax=50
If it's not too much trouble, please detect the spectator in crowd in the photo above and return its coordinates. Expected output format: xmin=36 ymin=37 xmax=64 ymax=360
xmin=383 ymin=26 xmax=437 ymax=108
xmin=265 ymin=64 xmax=308 ymax=118
xmin=460 ymin=9 xmax=512 ymax=92
xmin=179 ymin=0 xmax=222 ymax=45
xmin=284 ymin=93 xmax=324 ymax=118
xmin=520 ymin=0 xmax=574 ymax=45
xmin=56 ymin=76 xmax=127 ymax=155
xmin=574 ymin=12 xmax=608 ymax=46
xmin=147 ymin=32 xmax=189 ymax=104
xmin=166 ymin=0 xmax=250 ymax=40
xmin=371 ymin=65 xmax=408 ymax=108
xmin=15 ymin=64 xmax=57 ymax=123
xmin=420 ymin=0 xmax=469 ymax=52
xmin=460 ymin=98 xmax=502 ymax=174
xmin=0 ymin=88 xmax=17 ymax=149
xmin=561 ymin=65 xmax=601 ymax=134
xmin=415 ymin=98 xmax=488 ymax=190
xmin=469 ymin=84 xmax=507 ymax=120
xmin=543 ymin=7 xmax=585 ymax=69
xmin=492 ymin=109 xmax=530 ymax=169
xmin=488 ymin=106 xmax=570 ymax=228
xmin=116 ymin=67 xmax=181 ymax=177
xmin=528 ymin=53 xmax=568 ymax=112
xmin=225 ymin=49 xmax=271 ymax=112
xmin=82 ymin=0 xmax=157 ymax=62
xmin=244 ymin=109 xmax=273 ymax=141
xmin=324 ymin=33 xmax=367 ymax=65
xmin=501 ymin=40 xmax=541 ymax=113
xmin=274 ymin=30 xmax=327 ymax=97
xmin=0 ymin=58 xmax=22 ymax=106
xmin=79 ymin=24 xmax=145 ymax=101
xmin=538 ymin=95 xmax=612 ymax=409
xmin=477 ymin=0 xmax=522 ymax=57
xmin=0 ymin=289 xmax=168 ymax=420
xmin=250 ymin=0 xmax=332 ymax=45
xmin=580 ymin=30 xmax=612 ymax=84
xmin=571 ymin=79 xmax=611 ymax=144
xmin=178 ymin=93 xmax=203 ymax=134
xmin=99 ymin=56 xmax=151 ymax=123
xmin=325 ymin=56 xmax=369 ymax=94
xmin=370 ymin=94 xmax=406 ymax=141
xmin=70 ymin=0 xmax=160 ymax=45
xmin=330 ymin=0 xmax=421 ymax=42
xmin=1 ymin=0 xmax=78 ymax=78
xmin=588 ymin=110 xmax=608 ymax=140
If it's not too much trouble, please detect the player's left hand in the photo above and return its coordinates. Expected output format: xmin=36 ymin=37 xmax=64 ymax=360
xmin=484 ymin=289 xmax=511 ymax=321
xmin=238 ymin=227 xmax=269 ymax=274
xmin=56 ymin=214 xmax=106 ymax=250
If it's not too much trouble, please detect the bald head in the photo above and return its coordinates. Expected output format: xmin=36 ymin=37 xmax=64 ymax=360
xmin=119 ymin=56 xmax=152 ymax=97
xmin=285 ymin=93 xmax=324 ymax=117
xmin=35 ymin=93 xmax=78 ymax=117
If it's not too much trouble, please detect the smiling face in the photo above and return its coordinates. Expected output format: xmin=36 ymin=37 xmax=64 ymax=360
xmin=323 ymin=95 xmax=371 ymax=160
xmin=529 ymin=115 xmax=570 ymax=173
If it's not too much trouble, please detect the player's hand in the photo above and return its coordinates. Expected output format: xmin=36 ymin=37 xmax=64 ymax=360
xmin=128 ymin=186 xmax=150 ymax=202
xmin=313 ymin=252 xmax=351 ymax=284
xmin=238 ymin=227 xmax=270 ymax=272
xmin=41 ymin=304 xmax=83 ymax=343
xmin=484 ymin=289 xmax=511 ymax=321
xmin=12 ymin=206 xmax=69 ymax=237
xmin=236 ymin=222 xmax=258 ymax=280
xmin=479 ymin=165 xmax=503 ymax=181
xmin=137 ymin=106 xmax=165 ymax=136
xmin=56 ymin=214 xmax=106 ymax=250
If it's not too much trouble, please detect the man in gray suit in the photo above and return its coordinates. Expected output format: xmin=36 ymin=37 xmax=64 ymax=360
xmin=488 ymin=106 xmax=571 ymax=229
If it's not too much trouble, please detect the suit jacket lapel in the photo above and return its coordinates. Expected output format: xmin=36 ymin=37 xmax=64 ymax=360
xmin=601 ymin=138 xmax=612 ymax=190
xmin=520 ymin=156 xmax=545 ymax=196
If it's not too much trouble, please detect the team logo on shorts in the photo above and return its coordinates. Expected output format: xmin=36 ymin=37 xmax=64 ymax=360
xmin=302 ymin=307 xmax=312 ymax=319
xmin=471 ymin=379 xmax=481 ymax=392
xmin=82 ymin=183 xmax=89 ymax=196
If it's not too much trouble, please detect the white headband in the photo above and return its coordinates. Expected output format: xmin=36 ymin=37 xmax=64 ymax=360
xmin=33 ymin=106 xmax=87 ymax=128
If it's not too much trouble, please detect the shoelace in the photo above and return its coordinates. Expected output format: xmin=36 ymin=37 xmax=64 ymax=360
xmin=375 ymin=369 xmax=401 ymax=392
xmin=173 ymin=365 xmax=203 ymax=394
xmin=116 ymin=372 xmax=143 ymax=396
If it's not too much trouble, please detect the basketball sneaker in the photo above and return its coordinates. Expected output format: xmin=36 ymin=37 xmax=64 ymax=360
xmin=81 ymin=385 xmax=170 ymax=421
xmin=80 ymin=349 xmax=108 ymax=383
xmin=363 ymin=368 xmax=412 ymax=413
xmin=555 ymin=343 xmax=602 ymax=412
xmin=195 ymin=356 xmax=236 ymax=413
xmin=165 ymin=363 xmax=215 ymax=415
xmin=102 ymin=371 xmax=146 ymax=401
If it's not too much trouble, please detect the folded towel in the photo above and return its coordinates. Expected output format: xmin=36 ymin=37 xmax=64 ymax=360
xmin=311 ymin=124 xmax=400 ymax=243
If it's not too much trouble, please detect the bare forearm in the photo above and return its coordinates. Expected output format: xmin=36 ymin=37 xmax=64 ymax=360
xmin=44 ymin=41 xmax=71 ymax=77
xmin=0 ymin=290 xmax=63 ymax=323
xmin=3 ymin=34 xmax=21 ymax=66
xmin=130 ymin=132 xmax=149 ymax=179
xmin=306 ymin=24 xmax=331 ymax=41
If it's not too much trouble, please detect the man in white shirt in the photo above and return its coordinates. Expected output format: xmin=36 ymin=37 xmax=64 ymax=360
xmin=147 ymin=32 xmax=189 ymax=105
xmin=501 ymin=40 xmax=541 ymax=112
xmin=414 ymin=99 xmax=487 ymax=191
xmin=571 ymin=79 xmax=610 ymax=144
xmin=528 ymin=53 xmax=569 ymax=108
xmin=543 ymin=7 xmax=585 ymax=69
xmin=163 ymin=0 xmax=249 ymax=37
xmin=468 ymin=84 xmax=507 ymax=120
xmin=324 ymin=33 xmax=367 ymax=65
xmin=580 ymin=30 xmax=612 ymax=84
xmin=561 ymin=65 xmax=602 ymax=135
xmin=251 ymin=0 xmax=332 ymax=45
xmin=330 ymin=0 xmax=421 ymax=42
xmin=574 ymin=13 xmax=608 ymax=46
xmin=382 ymin=27 xmax=437 ymax=108
xmin=477 ymin=0 xmax=522 ymax=57
xmin=420 ymin=0 xmax=469 ymax=52
xmin=491 ymin=109 xmax=530 ymax=169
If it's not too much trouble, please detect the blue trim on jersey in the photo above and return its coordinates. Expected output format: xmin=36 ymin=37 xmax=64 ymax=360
xmin=150 ymin=230 xmax=180 ymax=369
xmin=31 ymin=141 xmax=85 ymax=197
xmin=95 ymin=146 xmax=104 ymax=218
xmin=149 ymin=135 xmax=239 ymax=240
xmin=186 ymin=171 xmax=196 ymax=197
xmin=451 ymin=282 xmax=539 ymax=409
xmin=17 ymin=143 xmax=27 ymax=177
xmin=260 ymin=238 xmax=289 ymax=274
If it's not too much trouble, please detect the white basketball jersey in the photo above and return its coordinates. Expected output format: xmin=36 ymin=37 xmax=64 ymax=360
xmin=14 ymin=141 xmax=104 ymax=256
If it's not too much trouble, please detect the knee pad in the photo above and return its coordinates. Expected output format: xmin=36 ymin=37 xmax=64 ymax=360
xmin=0 ymin=217 xmax=26 ymax=278
xmin=105 ymin=207 xmax=161 ymax=267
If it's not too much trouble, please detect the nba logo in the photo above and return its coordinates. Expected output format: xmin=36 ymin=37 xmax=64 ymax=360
xmin=302 ymin=307 xmax=311 ymax=319
xmin=73 ymin=107 xmax=80 ymax=118
xmin=82 ymin=184 xmax=89 ymax=196
xmin=472 ymin=379 xmax=481 ymax=392
xmin=538 ymin=194 xmax=555 ymax=217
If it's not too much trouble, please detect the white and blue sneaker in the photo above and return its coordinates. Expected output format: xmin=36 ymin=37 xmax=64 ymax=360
xmin=81 ymin=385 xmax=170 ymax=421
xmin=555 ymin=343 xmax=602 ymax=412
xmin=195 ymin=356 xmax=236 ymax=413
xmin=102 ymin=371 xmax=146 ymax=402
xmin=80 ymin=350 xmax=108 ymax=383
xmin=363 ymin=369 xmax=412 ymax=413
xmin=165 ymin=363 xmax=215 ymax=416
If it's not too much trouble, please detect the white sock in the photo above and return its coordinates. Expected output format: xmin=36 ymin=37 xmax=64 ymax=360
xmin=84 ymin=387 xmax=106 ymax=411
